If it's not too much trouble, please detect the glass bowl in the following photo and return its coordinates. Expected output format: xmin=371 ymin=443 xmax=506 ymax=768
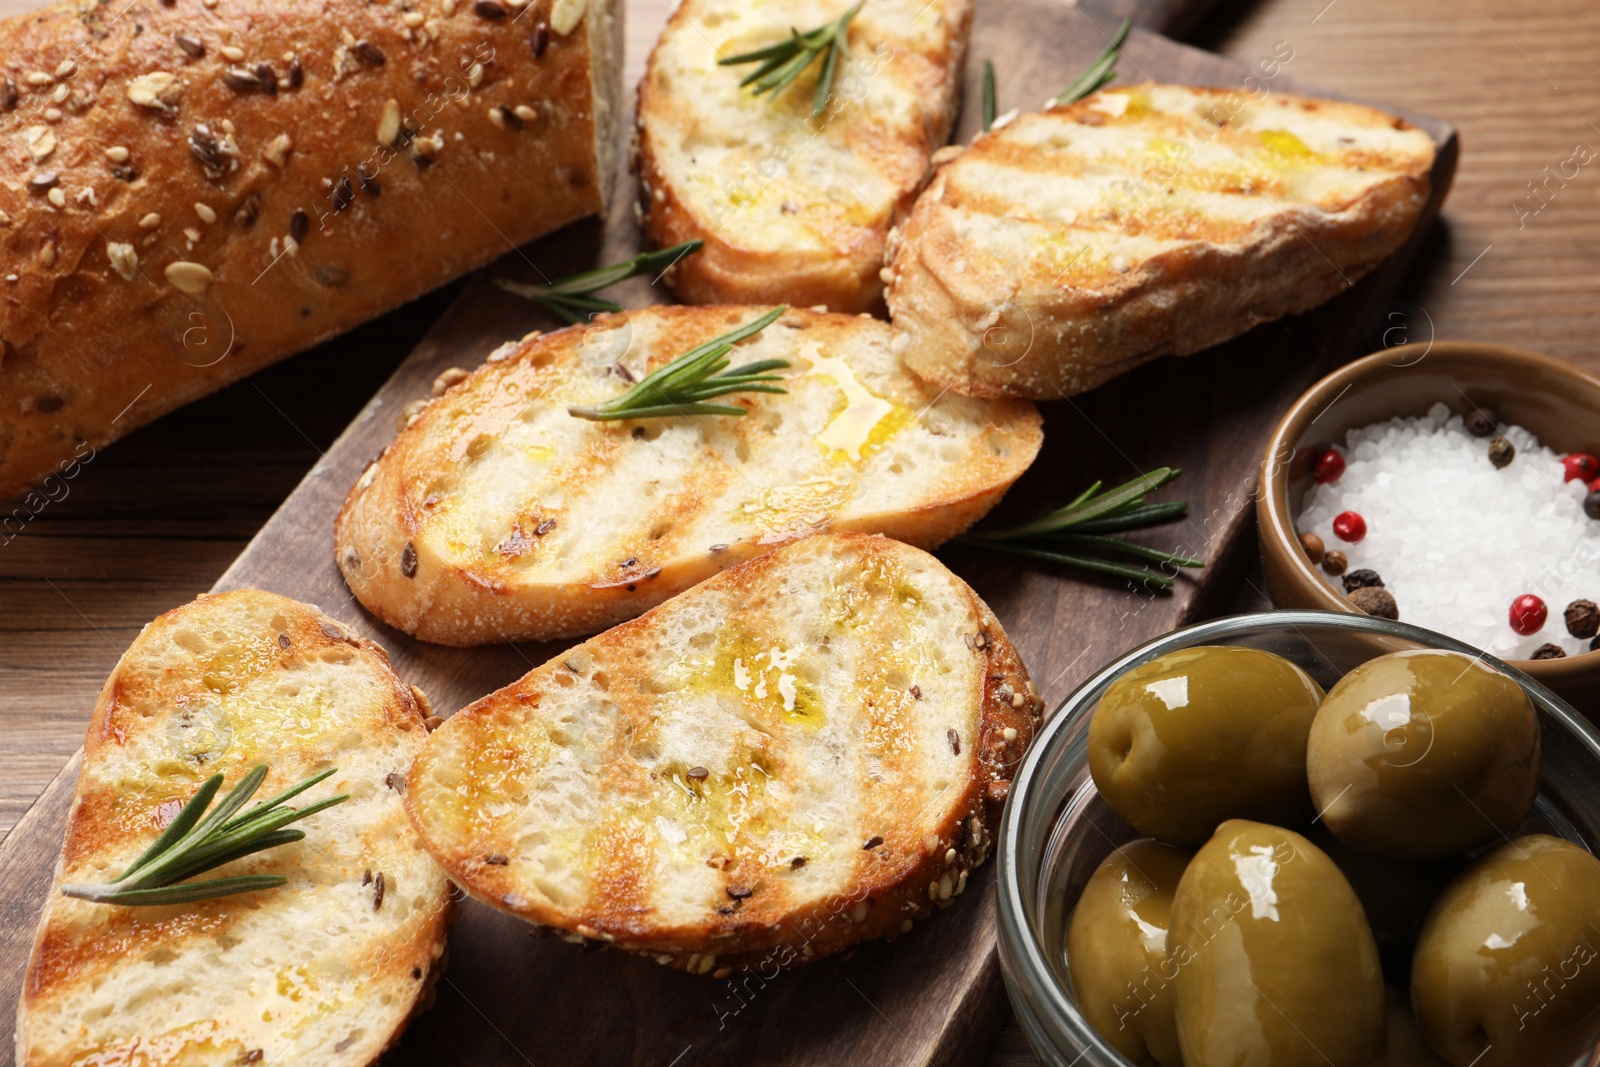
xmin=995 ymin=609 xmax=1600 ymax=1067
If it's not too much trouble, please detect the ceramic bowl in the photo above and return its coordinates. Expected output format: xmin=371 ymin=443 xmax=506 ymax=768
xmin=1257 ymin=341 xmax=1600 ymax=706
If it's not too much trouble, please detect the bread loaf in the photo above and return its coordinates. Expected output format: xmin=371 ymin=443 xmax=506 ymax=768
xmin=635 ymin=0 xmax=971 ymax=313
xmin=17 ymin=590 xmax=452 ymax=1067
xmin=0 ymin=0 xmax=623 ymax=497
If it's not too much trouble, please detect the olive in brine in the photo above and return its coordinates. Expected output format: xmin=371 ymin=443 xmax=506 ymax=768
xmin=1307 ymin=649 xmax=1539 ymax=860
xmin=1170 ymin=820 xmax=1385 ymax=1067
xmin=1088 ymin=645 xmax=1324 ymax=845
xmin=1066 ymin=839 xmax=1192 ymax=1067
xmin=1412 ymin=834 xmax=1600 ymax=1067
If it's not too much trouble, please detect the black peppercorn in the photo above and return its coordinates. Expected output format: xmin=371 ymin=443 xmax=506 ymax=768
xmin=1591 ymin=634 xmax=1600 ymax=652
xmin=1299 ymin=531 xmax=1326 ymax=565
xmin=1530 ymin=643 xmax=1568 ymax=660
xmin=1565 ymin=599 xmax=1600 ymax=639
xmin=1465 ymin=407 xmax=1498 ymax=438
xmin=1488 ymin=435 xmax=1516 ymax=469
xmin=1585 ymin=491 xmax=1600 ymax=521
xmin=1348 ymin=586 xmax=1398 ymax=620
xmin=1321 ymin=550 xmax=1348 ymax=577
xmin=1343 ymin=569 xmax=1385 ymax=593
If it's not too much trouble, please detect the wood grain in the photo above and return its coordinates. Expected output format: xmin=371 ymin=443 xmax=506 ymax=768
xmin=0 ymin=2 xmax=1457 ymax=1065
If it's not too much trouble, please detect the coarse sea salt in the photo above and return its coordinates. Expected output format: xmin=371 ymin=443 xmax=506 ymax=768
xmin=1298 ymin=402 xmax=1599 ymax=659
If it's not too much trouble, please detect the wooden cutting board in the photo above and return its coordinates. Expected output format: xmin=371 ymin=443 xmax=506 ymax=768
xmin=0 ymin=1 xmax=1457 ymax=1063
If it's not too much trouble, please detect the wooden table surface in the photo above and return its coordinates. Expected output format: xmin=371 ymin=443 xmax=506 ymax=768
xmin=3 ymin=0 xmax=1598 ymax=1062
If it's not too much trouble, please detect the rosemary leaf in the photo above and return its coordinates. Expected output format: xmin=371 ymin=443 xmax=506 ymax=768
xmin=496 ymin=241 xmax=704 ymax=324
xmin=220 ymin=766 xmax=339 ymax=834
xmin=61 ymin=764 xmax=347 ymax=908
xmin=969 ymin=467 xmax=1182 ymax=540
xmin=1042 ymin=533 xmax=1205 ymax=568
xmin=1055 ymin=18 xmax=1131 ymax=106
xmin=568 ymin=306 xmax=790 ymax=422
xmin=1065 ymin=500 xmax=1189 ymax=536
xmin=982 ymin=60 xmax=997 ymax=132
xmin=719 ymin=3 xmax=863 ymax=117
xmin=71 ymin=876 xmax=291 ymax=908
xmin=956 ymin=466 xmax=1202 ymax=589
xmin=118 ymin=773 xmax=222 ymax=878
xmin=1062 ymin=479 xmax=1103 ymax=511
xmin=958 ymin=539 xmax=1176 ymax=589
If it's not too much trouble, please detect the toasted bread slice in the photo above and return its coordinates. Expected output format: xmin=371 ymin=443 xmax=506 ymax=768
xmin=886 ymin=84 xmax=1437 ymax=399
xmin=406 ymin=534 xmax=1038 ymax=974
xmin=636 ymin=0 xmax=972 ymax=312
xmin=334 ymin=305 xmax=1040 ymax=646
xmin=18 ymin=592 xmax=451 ymax=1067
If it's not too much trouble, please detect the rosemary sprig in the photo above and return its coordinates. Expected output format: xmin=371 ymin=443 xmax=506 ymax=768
xmin=1055 ymin=18 xmax=1131 ymax=105
xmin=982 ymin=59 xmax=997 ymax=132
xmin=718 ymin=2 xmax=863 ymax=118
xmin=567 ymin=306 xmax=790 ymax=421
xmin=495 ymin=241 xmax=704 ymax=325
xmin=958 ymin=467 xmax=1203 ymax=589
xmin=61 ymin=765 xmax=347 ymax=907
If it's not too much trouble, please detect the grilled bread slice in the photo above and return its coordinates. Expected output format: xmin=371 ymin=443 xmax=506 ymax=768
xmin=886 ymin=84 xmax=1437 ymax=399
xmin=334 ymin=305 xmax=1041 ymax=646
xmin=636 ymin=0 xmax=972 ymax=312
xmin=406 ymin=533 xmax=1038 ymax=975
xmin=18 ymin=591 xmax=451 ymax=1067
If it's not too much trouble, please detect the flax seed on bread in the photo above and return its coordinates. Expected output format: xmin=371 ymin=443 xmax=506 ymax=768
xmin=405 ymin=533 xmax=1038 ymax=975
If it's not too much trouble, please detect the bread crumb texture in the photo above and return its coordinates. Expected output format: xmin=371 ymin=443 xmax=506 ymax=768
xmin=407 ymin=533 xmax=1039 ymax=973
xmin=888 ymin=84 xmax=1437 ymax=399
xmin=335 ymin=305 xmax=1041 ymax=644
xmin=19 ymin=591 xmax=451 ymax=1067
xmin=637 ymin=0 xmax=972 ymax=310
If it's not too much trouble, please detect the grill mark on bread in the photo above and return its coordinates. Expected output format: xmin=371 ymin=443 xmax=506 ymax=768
xmin=585 ymin=816 xmax=654 ymax=935
xmin=29 ymin=906 xmax=238 ymax=998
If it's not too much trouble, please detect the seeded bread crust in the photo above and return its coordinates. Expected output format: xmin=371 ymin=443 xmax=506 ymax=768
xmin=886 ymin=85 xmax=1437 ymax=400
xmin=334 ymin=304 xmax=1041 ymax=646
xmin=0 ymin=0 xmax=623 ymax=497
xmin=635 ymin=0 xmax=971 ymax=313
xmin=406 ymin=533 xmax=1041 ymax=977
xmin=16 ymin=591 xmax=453 ymax=1067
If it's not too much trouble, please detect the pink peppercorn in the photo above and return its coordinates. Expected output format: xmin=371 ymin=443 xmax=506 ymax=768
xmin=1332 ymin=511 xmax=1367 ymax=544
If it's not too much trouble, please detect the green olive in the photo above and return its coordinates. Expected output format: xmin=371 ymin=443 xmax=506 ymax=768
xmin=1412 ymin=834 xmax=1600 ymax=1067
xmin=1170 ymin=819 xmax=1385 ymax=1067
xmin=1307 ymin=649 xmax=1540 ymax=860
xmin=1066 ymin=839 xmax=1192 ymax=1067
xmin=1088 ymin=645 xmax=1324 ymax=845
xmin=1308 ymin=824 xmax=1466 ymax=984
